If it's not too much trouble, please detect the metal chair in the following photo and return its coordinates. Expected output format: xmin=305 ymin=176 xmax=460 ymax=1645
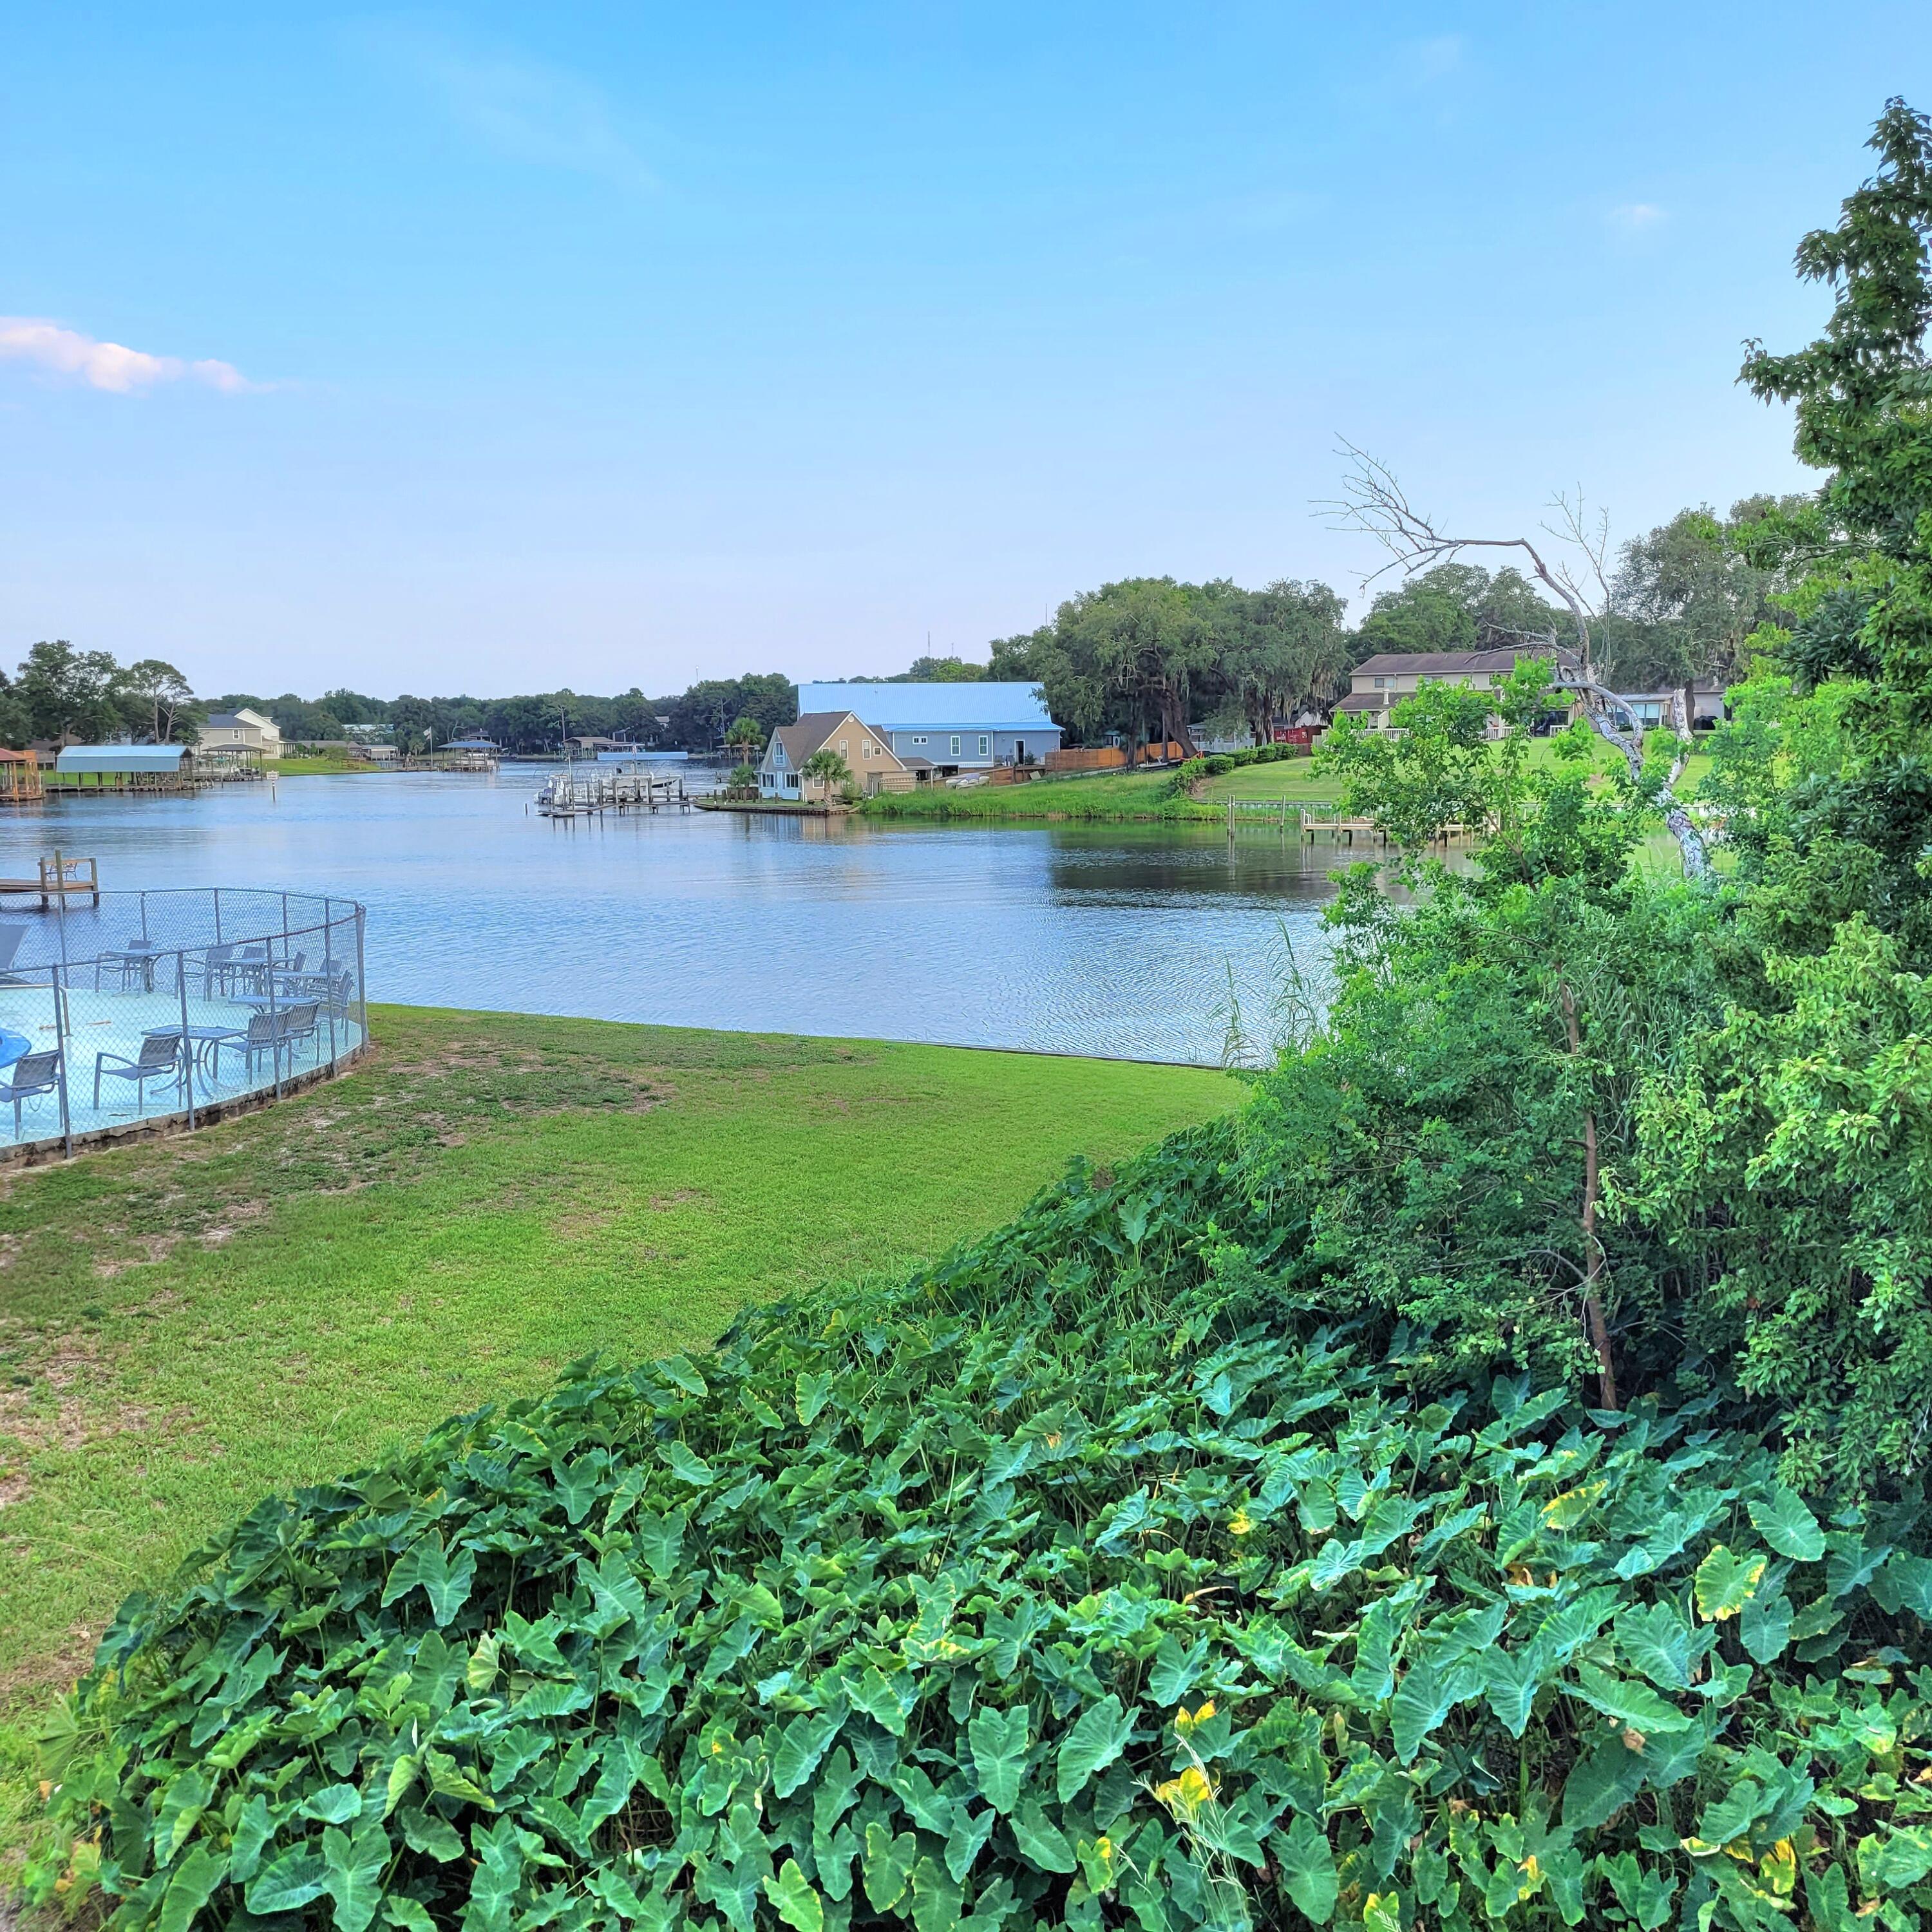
xmin=0 ymin=1050 xmax=61 ymax=1135
xmin=93 ymin=1033 xmax=185 ymax=1110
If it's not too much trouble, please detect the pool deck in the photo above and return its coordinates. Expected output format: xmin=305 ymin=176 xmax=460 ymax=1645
xmin=0 ymin=979 xmax=366 ymax=1151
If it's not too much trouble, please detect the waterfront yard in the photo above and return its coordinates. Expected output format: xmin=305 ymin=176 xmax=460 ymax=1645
xmin=0 ymin=1005 xmax=1236 ymax=1856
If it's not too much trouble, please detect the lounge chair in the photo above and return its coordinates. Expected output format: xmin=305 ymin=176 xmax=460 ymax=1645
xmin=93 ymin=1033 xmax=185 ymax=1110
xmin=0 ymin=1050 xmax=61 ymax=1135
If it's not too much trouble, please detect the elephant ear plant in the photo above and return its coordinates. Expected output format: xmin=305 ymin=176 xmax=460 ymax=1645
xmin=21 ymin=1142 xmax=1932 ymax=1931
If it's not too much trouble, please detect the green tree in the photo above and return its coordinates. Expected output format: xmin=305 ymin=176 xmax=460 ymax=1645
xmin=118 ymin=659 xmax=199 ymax=743
xmin=723 ymin=714 xmax=765 ymax=761
xmin=16 ymin=639 xmax=123 ymax=743
xmin=799 ymin=748 xmax=851 ymax=800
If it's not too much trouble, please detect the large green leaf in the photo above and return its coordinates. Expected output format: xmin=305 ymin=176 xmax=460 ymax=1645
xmin=862 ymin=1824 xmax=917 ymax=1912
xmin=1482 ymin=1646 xmax=1548 ymax=1739
xmin=764 ymin=1859 xmax=826 ymax=1932
xmin=1274 ymin=1813 xmax=1338 ymax=1925
xmin=1615 ymin=1602 xmax=1695 ymax=1690
xmin=967 ymin=1704 xmax=1029 ymax=1814
xmin=1056 ymin=1693 xmax=1133 ymax=1802
xmin=1568 ymin=1663 xmax=1692 ymax=1733
xmin=156 ymin=1845 xmax=228 ymax=1932
xmin=246 ymin=1846 xmax=330 ymax=1915
xmin=321 ymin=1820 xmax=390 ymax=1932
xmin=1011 ymin=1798 xmax=1077 ymax=1875
xmin=466 ymin=1818 xmax=526 ymax=1932
xmin=1389 ymin=1660 xmax=1455 ymax=1764
xmin=1748 ymin=1488 xmax=1825 ymax=1562
xmin=773 ymin=1710 xmax=844 ymax=1799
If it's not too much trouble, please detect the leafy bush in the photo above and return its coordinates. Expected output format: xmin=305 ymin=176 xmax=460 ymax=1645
xmin=25 ymin=1128 xmax=1932 ymax=1932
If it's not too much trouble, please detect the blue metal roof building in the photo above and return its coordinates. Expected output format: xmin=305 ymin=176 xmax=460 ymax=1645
xmin=56 ymin=744 xmax=191 ymax=773
xmin=795 ymin=682 xmax=1061 ymax=772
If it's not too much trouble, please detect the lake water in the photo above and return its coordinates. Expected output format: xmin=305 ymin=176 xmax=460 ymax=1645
xmin=2 ymin=768 xmax=1340 ymax=1065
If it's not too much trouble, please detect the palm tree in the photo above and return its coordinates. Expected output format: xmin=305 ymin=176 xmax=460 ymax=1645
xmin=724 ymin=714 xmax=764 ymax=763
xmin=799 ymin=748 xmax=852 ymax=803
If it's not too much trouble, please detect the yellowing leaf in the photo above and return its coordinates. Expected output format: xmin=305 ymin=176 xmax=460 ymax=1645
xmin=1541 ymin=1481 xmax=1606 ymax=1530
xmin=1694 ymin=1546 xmax=1768 ymax=1621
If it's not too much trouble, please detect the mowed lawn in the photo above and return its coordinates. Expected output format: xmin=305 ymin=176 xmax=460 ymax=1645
xmin=0 ymin=1008 xmax=1235 ymax=1747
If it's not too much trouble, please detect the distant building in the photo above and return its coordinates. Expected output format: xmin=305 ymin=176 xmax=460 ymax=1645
xmin=761 ymin=712 xmax=912 ymax=800
xmin=796 ymin=682 xmax=1062 ymax=777
xmin=1337 ymin=649 xmax=1585 ymax=735
xmin=1610 ymin=682 xmax=1727 ymax=731
xmin=200 ymin=706 xmax=283 ymax=761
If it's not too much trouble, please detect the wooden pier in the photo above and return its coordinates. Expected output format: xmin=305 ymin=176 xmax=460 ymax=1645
xmin=1222 ymin=802 xmax=1477 ymax=844
xmin=0 ymin=853 xmax=101 ymax=907
xmin=532 ymin=769 xmax=694 ymax=819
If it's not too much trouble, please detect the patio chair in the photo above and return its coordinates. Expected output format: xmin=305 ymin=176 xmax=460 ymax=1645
xmin=0 ymin=1050 xmax=61 ymax=1135
xmin=93 ymin=1032 xmax=185 ymax=1110
xmin=276 ymin=1001 xmax=322 ymax=1063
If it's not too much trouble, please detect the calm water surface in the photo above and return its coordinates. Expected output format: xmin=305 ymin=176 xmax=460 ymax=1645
xmin=3 ymin=769 xmax=1339 ymax=1063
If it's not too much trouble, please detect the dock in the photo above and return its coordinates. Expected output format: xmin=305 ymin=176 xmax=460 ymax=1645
xmin=1222 ymin=802 xmax=1477 ymax=844
xmin=532 ymin=769 xmax=694 ymax=819
xmin=0 ymin=853 xmax=102 ymax=907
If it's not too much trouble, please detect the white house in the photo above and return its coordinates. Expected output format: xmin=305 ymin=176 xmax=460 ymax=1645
xmin=199 ymin=707 xmax=283 ymax=761
xmin=796 ymin=683 xmax=1062 ymax=778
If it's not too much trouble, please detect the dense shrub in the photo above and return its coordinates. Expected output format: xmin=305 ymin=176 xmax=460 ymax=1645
xmin=24 ymin=1124 xmax=1932 ymax=1932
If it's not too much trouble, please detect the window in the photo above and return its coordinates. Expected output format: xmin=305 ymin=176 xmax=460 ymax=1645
xmin=949 ymin=735 xmax=961 ymax=756
xmin=911 ymin=734 xmax=928 ymax=746
xmin=1372 ymin=677 xmax=1388 ymax=689
xmin=977 ymin=734 xmax=991 ymax=757
xmin=838 ymin=739 xmax=848 ymax=758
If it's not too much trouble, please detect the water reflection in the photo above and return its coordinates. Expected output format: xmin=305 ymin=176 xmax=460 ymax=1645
xmin=0 ymin=770 xmax=1342 ymax=1065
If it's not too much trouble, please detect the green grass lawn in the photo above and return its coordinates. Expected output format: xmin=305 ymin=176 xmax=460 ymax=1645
xmin=271 ymin=755 xmax=374 ymax=775
xmin=862 ymin=768 xmax=1220 ymax=820
xmin=0 ymin=1004 xmax=1234 ymax=1859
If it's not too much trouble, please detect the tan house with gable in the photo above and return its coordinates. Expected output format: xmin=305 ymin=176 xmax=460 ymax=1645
xmin=759 ymin=711 xmax=914 ymax=800
xmin=198 ymin=706 xmax=284 ymax=762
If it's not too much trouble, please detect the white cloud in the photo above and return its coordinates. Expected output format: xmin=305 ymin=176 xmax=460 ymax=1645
xmin=0 ymin=318 xmax=261 ymax=394
xmin=1609 ymin=202 xmax=1667 ymax=232
xmin=359 ymin=23 xmax=660 ymax=194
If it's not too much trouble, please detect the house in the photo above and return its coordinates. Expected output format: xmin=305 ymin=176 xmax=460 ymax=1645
xmin=795 ymin=683 xmax=1062 ymax=777
xmin=199 ymin=707 xmax=283 ymax=762
xmin=1609 ymin=681 xmax=1727 ymax=731
xmin=1336 ymin=649 xmax=1585 ymax=734
xmin=759 ymin=712 xmax=912 ymax=800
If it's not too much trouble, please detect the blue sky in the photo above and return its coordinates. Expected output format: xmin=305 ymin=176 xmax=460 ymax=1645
xmin=4 ymin=5 xmax=1927 ymax=699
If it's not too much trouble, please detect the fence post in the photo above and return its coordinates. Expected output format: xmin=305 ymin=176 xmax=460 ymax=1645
xmin=268 ymin=940 xmax=283 ymax=1099
xmin=140 ymin=891 xmax=149 ymax=942
xmin=52 ymin=966 xmax=73 ymax=1159
xmin=355 ymin=907 xmax=370 ymax=1052
xmin=323 ymin=901 xmax=339 ymax=1072
xmin=214 ymin=888 xmax=222 ymax=944
xmin=178 ymin=949 xmax=196 ymax=1131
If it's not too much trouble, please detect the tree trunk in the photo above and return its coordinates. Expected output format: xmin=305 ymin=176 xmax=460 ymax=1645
xmin=1560 ymin=980 xmax=1618 ymax=1411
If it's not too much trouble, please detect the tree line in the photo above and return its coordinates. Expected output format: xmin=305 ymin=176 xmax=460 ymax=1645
xmin=6 ymin=509 xmax=1799 ymax=760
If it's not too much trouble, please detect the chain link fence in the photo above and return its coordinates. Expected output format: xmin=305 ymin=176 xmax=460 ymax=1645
xmin=0 ymin=888 xmax=368 ymax=1157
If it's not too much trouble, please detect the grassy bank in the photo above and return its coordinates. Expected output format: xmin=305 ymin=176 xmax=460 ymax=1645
xmin=862 ymin=768 xmax=1223 ymax=820
xmin=864 ymin=737 xmax=1717 ymax=824
xmin=270 ymin=755 xmax=373 ymax=775
xmin=0 ymin=1005 xmax=1234 ymax=1855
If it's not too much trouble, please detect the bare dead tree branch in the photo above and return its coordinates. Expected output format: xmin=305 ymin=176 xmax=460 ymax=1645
xmin=1318 ymin=442 xmax=1710 ymax=880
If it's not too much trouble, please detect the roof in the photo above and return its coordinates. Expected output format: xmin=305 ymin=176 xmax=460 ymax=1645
xmin=444 ymin=736 xmax=500 ymax=748
xmin=202 ymin=710 xmax=278 ymax=730
xmin=1337 ymin=692 xmax=1390 ymax=712
xmin=764 ymin=711 xmax=906 ymax=772
xmin=1352 ymin=648 xmax=1580 ymax=679
xmin=57 ymin=744 xmax=190 ymax=772
xmin=0 ymin=748 xmax=32 ymax=763
xmin=797 ymin=681 xmax=1056 ymax=730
